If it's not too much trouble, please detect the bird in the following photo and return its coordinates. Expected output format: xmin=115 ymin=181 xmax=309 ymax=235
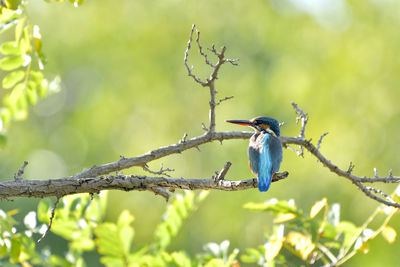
xmin=226 ymin=117 xmax=283 ymax=192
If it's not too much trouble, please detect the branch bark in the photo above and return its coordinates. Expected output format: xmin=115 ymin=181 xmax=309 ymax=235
xmin=0 ymin=172 xmax=289 ymax=198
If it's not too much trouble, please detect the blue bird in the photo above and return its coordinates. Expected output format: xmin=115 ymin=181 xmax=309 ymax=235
xmin=226 ymin=117 xmax=283 ymax=192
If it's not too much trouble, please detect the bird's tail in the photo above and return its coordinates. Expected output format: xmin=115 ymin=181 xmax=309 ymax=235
xmin=258 ymin=168 xmax=272 ymax=192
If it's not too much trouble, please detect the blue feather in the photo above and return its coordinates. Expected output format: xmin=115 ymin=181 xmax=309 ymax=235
xmin=250 ymin=133 xmax=282 ymax=192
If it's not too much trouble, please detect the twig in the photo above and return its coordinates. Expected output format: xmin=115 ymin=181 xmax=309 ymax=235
xmin=142 ymin=163 xmax=174 ymax=177
xmin=195 ymin=30 xmax=215 ymax=67
xmin=184 ymin=24 xmax=207 ymax=86
xmin=149 ymin=187 xmax=171 ymax=202
xmin=291 ymin=102 xmax=308 ymax=139
xmin=352 ymin=181 xmax=400 ymax=208
xmin=317 ymin=133 xmax=329 ymax=151
xmin=347 ymin=162 xmax=355 ymax=174
xmin=216 ymin=96 xmax=234 ymax=105
xmin=14 ymin=161 xmax=28 ymax=182
xmin=214 ymin=162 xmax=232 ymax=182
xmin=37 ymin=196 xmax=61 ymax=243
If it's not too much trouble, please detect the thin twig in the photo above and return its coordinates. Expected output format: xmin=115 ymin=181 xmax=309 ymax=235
xmin=317 ymin=133 xmax=329 ymax=151
xmin=216 ymin=96 xmax=234 ymax=105
xmin=195 ymin=30 xmax=215 ymax=67
xmin=37 ymin=196 xmax=61 ymax=243
xmin=142 ymin=163 xmax=174 ymax=177
xmin=149 ymin=187 xmax=171 ymax=202
xmin=214 ymin=162 xmax=232 ymax=182
xmin=184 ymin=24 xmax=207 ymax=86
xmin=14 ymin=161 xmax=28 ymax=182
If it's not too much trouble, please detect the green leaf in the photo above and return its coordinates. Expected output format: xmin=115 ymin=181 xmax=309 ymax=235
xmin=243 ymin=199 xmax=298 ymax=215
xmin=37 ymin=199 xmax=50 ymax=223
xmin=51 ymin=220 xmax=78 ymax=240
xmin=5 ymin=0 xmax=22 ymax=10
xmin=99 ymin=256 xmax=124 ymax=267
xmin=336 ymin=221 xmax=359 ymax=247
xmin=0 ymin=41 xmax=20 ymax=55
xmin=170 ymin=251 xmax=192 ymax=267
xmin=26 ymin=84 xmax=38 ymax=105
xmin=2 ymin=70 xmax=24 ymax=89
xmin=71 ymin=237 xmax=95 ymax=251
xmin=15 ymin=17 xmax=25 ymax=42
xmin=154 ymin=191 xmax=208 ymax=250
xmin=10 ymin=238 xmax=21 ymax=261
xmin=0 ymin=108 xmax=11 ymax=128
xmin=95 ymin=223 xmax=124 ymax=258
xmin=0 ymin=56 xmax=24 ymax=71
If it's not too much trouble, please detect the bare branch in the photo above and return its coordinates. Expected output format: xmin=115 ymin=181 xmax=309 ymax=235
xmin=37 ymin=196 xmax=61 ymax=243
xmin=214 ymin=162 xmax=232 ymax=182
xmin=142 ymin=163 xmax=174 ymax=177
xmin=184 ymin=24 xmax=208 ymax=86
xmin=216 ymin=96 xmax=234 ymax=105
xmin=14 ymin=161 xmax=28 ymax=182
xmin=317 ymin=132 xmax=329 ymax=151
xmin=0 ymin=172 xmax=290 ymax=199
xmin=291 ymin=101 xmax=308 ymax=139
xmin=195 ymin=30 xmax=215 ymax=67
xmin=352 ymin=181 xmax=399 ymax=208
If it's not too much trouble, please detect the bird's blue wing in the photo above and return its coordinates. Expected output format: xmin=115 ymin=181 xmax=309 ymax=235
xmin=248 ymin=145 xmax=259 ymax=176
xmin=258 ymin=134 xmax=283 ymax=192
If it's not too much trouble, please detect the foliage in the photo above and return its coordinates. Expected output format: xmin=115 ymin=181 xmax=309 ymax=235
xmin=241 ymin=186 xmax=400 ymax=266
xmin=0 ymin=188 xmax=398 ymax=266
xmin=0 ymin=0 xmax=76 ymax=145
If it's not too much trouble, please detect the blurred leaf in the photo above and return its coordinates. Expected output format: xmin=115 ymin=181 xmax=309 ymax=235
xmin=14 ymin=17 xmax=25 ymax=42
xmin=117 ymin=210 xmax=134 ymax=255
xmin=26 ymin=85 xmax=38 ymax=105
xmin=273 ymin=212 xmax=296 ymax=224
xmin=309 ymin=198 xmax=327 ymax=219
xmin=0 ymin=108 xmax=11 ymax=128
xmin=99 ymin=256 xmax=124 ymax=267
xmin=265 ymin=236 xmax=283 ymax=262
xmin=327 ymin=203 xmax=340 ymax=227
xmin=336 ymin=221 xmax=358 ymax=247
xmin=170 ymin=251 xmax=192 ymax=267
xmin=5 ymin=0 xmax=21 ymax=10
xmin=37 ymin=199 xmax=51 ymax=223
xmin=95 ymin=223 xmax=123 ymax=258
xmin=2 ymin=70 xmax=24 ymax=89
xmin=354 ymin=237 xmax=369 ymax=254
xmin=241 ymin=248 xmax=260 ymax=263
xmin=71 ymin=237 xmax=95 ymax=250
xmin=0 ymin=55 xmax=24 ymax=70
xmin=286 ymin=231 xmax=315 ymax=260
xmin=0 ymin=41 xmax=20 ymax=55
xmin=381 ymin=226 xmax=397 ymax=244
xmin=154 ymin=191 xmax=208 ymax=250
xmin=10 ymin=237 xmax=21 ymax=261
xmin=32 ymin=25 xmax=41 ymax=52
xmin=51 ymin=220 xmax=78 ymax=240
xmin=244 ymin=199 xmax=298 ymax=215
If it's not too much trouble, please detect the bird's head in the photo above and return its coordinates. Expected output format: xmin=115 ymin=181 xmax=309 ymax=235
xmin=226 ymin=116 xmax=281 ymax=137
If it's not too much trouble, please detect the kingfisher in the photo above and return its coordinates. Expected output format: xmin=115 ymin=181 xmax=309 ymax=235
xmin=226 ymin=117 xmax=283 ymax=192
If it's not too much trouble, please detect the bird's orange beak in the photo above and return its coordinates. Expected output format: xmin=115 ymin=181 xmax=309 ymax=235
xmin=225 ymin=119 xmax=252 ymax=126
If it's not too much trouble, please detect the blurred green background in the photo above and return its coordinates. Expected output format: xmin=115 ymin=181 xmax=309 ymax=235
xmin=1 ymin=0 xmax=400 ymax=265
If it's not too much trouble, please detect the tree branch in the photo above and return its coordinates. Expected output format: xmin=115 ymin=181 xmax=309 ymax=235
xmin=0 ymin=172 xmax=289 ymax=199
